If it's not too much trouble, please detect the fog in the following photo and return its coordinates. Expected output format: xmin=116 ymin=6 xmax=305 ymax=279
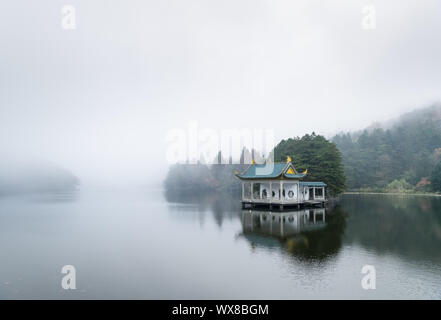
xmin=1 ymin=0 xmax=441 ymax=187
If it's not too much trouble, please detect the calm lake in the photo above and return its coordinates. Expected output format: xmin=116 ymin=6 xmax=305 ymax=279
xmin=1 ymin=190 xmax=441 ymax=299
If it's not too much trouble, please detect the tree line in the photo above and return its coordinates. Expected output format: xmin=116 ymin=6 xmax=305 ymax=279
xmin=164 ymin=104 xmax=441 ymax=196
xmin=333 ymin=104 xmax=441 ymax=193
xmin=164 ymin=133 xmax=346 ymax=196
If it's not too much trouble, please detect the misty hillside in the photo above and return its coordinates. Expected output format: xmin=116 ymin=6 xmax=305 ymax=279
xmin=333 ymin=104 xmax=441 ymax=191
xmin=0 ymin=159 xmax=80 ymax=195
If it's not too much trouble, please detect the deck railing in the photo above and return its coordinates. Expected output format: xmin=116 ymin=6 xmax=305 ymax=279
xmin=242 ymin=197 xmax=318 ymax=204
xmin=243 ymin=196 xmax=325 ymax=203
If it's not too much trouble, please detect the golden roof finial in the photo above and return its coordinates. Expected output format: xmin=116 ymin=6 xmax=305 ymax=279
xmin=251 ymin=159 xmax=256 ymax=165
xmin=286 ymin=156 xmax=292 ymax=163
xmin=234 ymin=170 xmax=239 ymax=175
xmin=303 ymin=168 xmax=308 ymax=174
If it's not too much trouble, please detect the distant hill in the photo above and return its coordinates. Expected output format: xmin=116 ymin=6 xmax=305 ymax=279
xmin=332 ymin=104 xmax=441 ymax=191
xmin=0 ymin=159 xmax=80 ymax=195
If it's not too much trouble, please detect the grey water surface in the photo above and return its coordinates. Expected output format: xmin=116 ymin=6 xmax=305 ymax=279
xmin=0 ymin=190 xmax=440 ymax=299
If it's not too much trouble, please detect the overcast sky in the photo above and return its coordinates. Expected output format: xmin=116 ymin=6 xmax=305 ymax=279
xmin=1 ymin=0 xmax=440 ymax=186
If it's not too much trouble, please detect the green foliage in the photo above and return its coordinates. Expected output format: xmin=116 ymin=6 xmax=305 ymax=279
xmin=333 ymin=104 xmax=441 ymax=191
xmin=164 ymin=134 xmax=346 ymax=196
xmin=164 ymin=104 xmax=441 ymax=196
xmin=273 ymin=133 xmax=346 ymax=196
xmin=385 ymin=179 xmax=414 ymax=193
xmin=430 ymin=162 xmax=441 ymax=192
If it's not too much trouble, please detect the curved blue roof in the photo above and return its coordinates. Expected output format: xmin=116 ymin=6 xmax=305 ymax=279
xmin=236 ymin=162 xmax=306 ymax=179
xmin=284 ymin=173 xmax=306 ymax=179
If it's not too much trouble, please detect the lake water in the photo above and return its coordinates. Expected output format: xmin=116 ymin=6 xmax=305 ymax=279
xmin=1 ymin=190 xmax=441 ymax=299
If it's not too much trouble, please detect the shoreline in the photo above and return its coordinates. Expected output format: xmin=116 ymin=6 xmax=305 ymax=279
xmin=344 ymin=191 xmax=441 ymax=197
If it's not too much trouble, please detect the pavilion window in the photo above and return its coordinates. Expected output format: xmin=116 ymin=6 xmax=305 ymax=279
xmin=253 ymin=183 xmax=261 ymax=199
xmin=315 ymin=187 xmax=324 ymax=198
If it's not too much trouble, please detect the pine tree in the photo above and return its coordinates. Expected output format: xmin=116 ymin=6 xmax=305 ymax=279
xmin=273 ymin=133 xmax=346 ymax=196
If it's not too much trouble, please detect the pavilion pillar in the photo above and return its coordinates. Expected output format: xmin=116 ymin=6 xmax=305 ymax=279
xmin=251 ymin=183 xmax=254 ymax=201
xmin=313 ymin=187 xmax=316 ymax=200
xmin=297 ymin=182 xmax=299 ymax=203
xmin=280 ymin=181 xmax=283 ymax=202
xmin=241 ymin=182 xmax=244 ymax=201
xmin=269 ymin=182 xmax=272 ymax=202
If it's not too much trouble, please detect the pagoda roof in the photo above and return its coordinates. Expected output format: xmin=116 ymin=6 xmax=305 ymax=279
xmin=235 ymin=162 xmax=306 ymax=180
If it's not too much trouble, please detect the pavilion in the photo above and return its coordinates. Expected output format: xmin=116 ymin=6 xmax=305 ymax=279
xmin=235 ymin=157 xmax=326 ymax=210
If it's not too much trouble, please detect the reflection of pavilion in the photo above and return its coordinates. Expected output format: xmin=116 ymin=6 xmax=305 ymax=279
xmin=241 ymin=208 xmax=326 ymax=239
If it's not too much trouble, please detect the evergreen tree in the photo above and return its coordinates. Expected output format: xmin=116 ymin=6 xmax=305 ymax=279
xmin=430 ymin=162 xmax=441 ymax=192
xmin=273 ymin=133 xmax=346 ymax=196
xmin=333 ymin=104 xmax=441 ymax=190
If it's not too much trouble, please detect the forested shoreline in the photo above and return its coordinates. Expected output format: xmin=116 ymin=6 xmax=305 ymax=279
xmin=164 ymin=104 xmax=441 ymax=196
xmin=333 ymin=104 xmax=441 ymax=194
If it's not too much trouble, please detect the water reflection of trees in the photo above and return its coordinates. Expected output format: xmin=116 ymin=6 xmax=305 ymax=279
xmin=165 ymin=190 xmax=348 ymax=262
xmin=238 ymin=207 xmax=347 ymax=263
xmin=341 ymin=194 xmax=441 ymax=264
xmin=164 ymin=190 xmax=242 ymax=227
xmin=166 ymin=191 xmax=441 ymax=265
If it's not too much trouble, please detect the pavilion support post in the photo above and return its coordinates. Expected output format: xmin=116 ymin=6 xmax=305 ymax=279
xmin=313 ymin=187 xmax=316 ymax=200
xmin=241 ymin=182 xmax=244 ymax=201
xmin=269 ymin=182 xmax=272 ymax=203
xmin=280 ymin=181 xmax=283 ymax=203
xmin=297 ymin=182 xmax=299 ymax=203
xmin=251 ymin=183 xmax=254 ymax=201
